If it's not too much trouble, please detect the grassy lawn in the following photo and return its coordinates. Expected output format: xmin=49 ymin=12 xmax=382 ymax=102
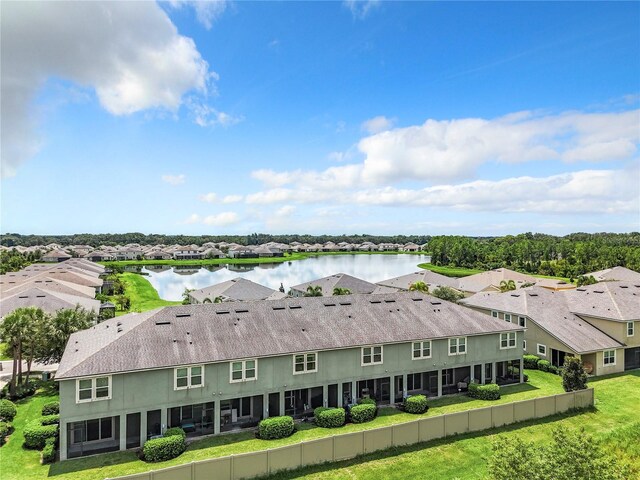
xmin=417 ymin=263 xmax=483 ymax=277
xmin=113 ymin=272 xmax=180 ymax=313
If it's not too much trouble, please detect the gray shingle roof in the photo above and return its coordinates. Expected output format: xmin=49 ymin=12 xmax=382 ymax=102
xmin=460 ymin=286 xmax=627 ymax=353
xmin=291 ymin=273 xmax=396 ymax=296
xmin=377 ymin=271 xmax=460 ymax=290
xmin=456 ymin=268 xmax=538 ymax=293
xmin=188 ymin=277 xmax=287 ymax=303
xmin=56 ymin=292 xmax=523 ymax=379
xmin=585 ymin=266 xmax=640 ymax=283
xmin=0 ymin=287 xmax=101 ymax=317
xmin=567 ymin=282 xmax=640 ymax=321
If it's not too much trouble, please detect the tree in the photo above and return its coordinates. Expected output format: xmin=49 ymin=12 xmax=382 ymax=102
xmin=37 ymin=306 xmax=96 ymax=364
xmin=431 ymin=286 xmax=464 ymax=303
xmin=488 ymin=426 xmax=630 ymax=480
xmin=576 ymin=275 xmax=597 ymax=287
xmin=305 ymin=285 xmax=323 ymax=297
xmin=0 ymin=308 xmax=32 ymax=396
xmin=408 ymin=281 xmax=429 ymax=293
xmin=561 ymin=356 xmax=588 ymax=392
xmin=499 ymin=280 xmax=516 ymax=292
xmin=20 ymin=308 xmax=49 ymax=384
xmin=182 ymin=288 xmax=194 ymax=305
xmin=332 ymin=287 xmax=351 ymax=295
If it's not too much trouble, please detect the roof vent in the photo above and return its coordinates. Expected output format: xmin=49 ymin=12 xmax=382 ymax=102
xmin=117 ymin=328 xmax=123 ymax=333
xmin=155 ymin=320 xmax=171 ymax=326
xmin=370 ymin=300 xmax=382 ymax=304
xmin=234 ymin=309 xmax=249 ymax=313
xmin=430 ymin=301 xmax=442 ymax=305
xmin=215 ymin=310 xmax=230 ymax=315
xmin=412 ymin=298 xmax=423 ymax=302
xmin=36 ymin=295 xmax=46 ymax=298
xmin=594 ymin=290 xmax=604 ymax=294
xmin=619 ymin=285 xmax=629 ymax=289
xmin=384 ymin=300 xmax=396 ymax=303
xmin=117 ymin=322 xmax=122 ymax=326
xmin=323 ymin=303 xmax=336 ymax=307
xmin=576 ymin=288 xmax=586 ymax=291
xmin=528 ymin=293 xmax=538 ymax=297
xmin=272 ymin=306 xmax=285 ymax=311
xmin=301 ymin=328 xmax=306 ymax=332
xmin=18 ymin=295 xmax=29 ymax=298
xmin=289 ymin=305 xmax=302 ymax=310
xmin=510 ymin=294 xmax=520 ymax=297
xmin=175 ymin=313 xmax=191 ymax=318
xmin=339 ymin=302 xmax=352 ymax=306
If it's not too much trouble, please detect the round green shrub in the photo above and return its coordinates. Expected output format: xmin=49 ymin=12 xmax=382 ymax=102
xmin=163 ymin=427 xmax=186 ymax=440
xmin=404 ymin=394 xmax=429 ymax=414
xmin=40 ymin=414 xmax=60 ymax=426
xmin=143 ymin=434 xmax=186 ymax=462
xmin=0 ymin=421 xmax=14 ymax=446
xmin=350 ymin=404 xmax=376 ymax=423
xmin=41 ymin=437 xmax=56 ymax=464
xmin=314 ymin=407 xmax=346 ymax=428
xmin=357 ymin=397 xmax=376 ymax=406
xmin=538 ymin=360 xmax=551 ymax=372
xmin=0 ymin=400 xmax=17 ymax=422
xmin=258 ymin=416 xmax=295 ymax=440
xmin=468 ymin=383 xmax=501 ymax=400
xmin=41 ymin=402 xmax=60 ymax=416
xmin=23 ymin=420 xmax=58 ymax=449
xmin=523 ymin=355 xmax=541 ymax=369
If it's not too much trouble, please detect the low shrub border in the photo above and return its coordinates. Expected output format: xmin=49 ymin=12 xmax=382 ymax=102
xmin=0 ymin=399 xmax=17 ymax=422
xmin=41 ymin=402 xmax=60 ymax=416
xmin=538 ymin=360 xmax=551 ymax=372
xmin=143 ymin=434 xmax=186 ymax=462
xmin=314 ymin=407 xmax=346 ymax=428
xmin=41 ymin=437 xmax=56 ymax=464
xmin=468 ymin=383 xmax=501 ymax=400
xmin=0 ymin=421 xmax=13 ymax=446
xmin=23 ymin=419 xmax=58 ymax=449
xmin=523 ymin=355 xmax=541 ymax=369
xmin=404 ymin=394 xmax=429 ymax=414
xmin=258 ymin=416 xmax=295 ymax=440
xmin=40 ymin=414 xmax=60 ymax=426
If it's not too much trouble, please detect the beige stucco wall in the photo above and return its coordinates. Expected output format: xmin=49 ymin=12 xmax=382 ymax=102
xmin=580 ymin=316 xmax=639 ymax=348
xmin=591 ymin=348 xmax=625 ymax=376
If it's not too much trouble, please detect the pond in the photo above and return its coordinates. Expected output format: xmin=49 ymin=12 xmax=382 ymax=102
xmin=139 ymin=254 xmax=431 ymax=301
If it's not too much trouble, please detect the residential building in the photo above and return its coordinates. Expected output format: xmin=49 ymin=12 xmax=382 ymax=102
xmin=377 ymin=270 xmax=460 ymax=292
xmin=289 ymin=273 xmax=398 ymax=297
xmin=188 ymin=277 xmax=286 ymax=304
xmin=55 ymin=292 xmax=524 ymax=459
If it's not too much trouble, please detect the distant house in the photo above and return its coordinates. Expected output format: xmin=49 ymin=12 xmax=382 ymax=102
xmin=144 ymin=250 xmax=172 ymax=260
xmin=188 ymin=277 xmax=287 ymax=303
xmin=0 ymin=287 xmax=100 ymax=318
xmin=377 ymin=270 xmax=461 ymax=292
xmin=42 ymin=249 xmax=72 ymax=262
xmin=289 ymin=273 xmax=398 ymax=297
xmin=227 ymin=246 xmax=258 ymax=259
xmin=585 ymin=266 xmax=640 ymax=283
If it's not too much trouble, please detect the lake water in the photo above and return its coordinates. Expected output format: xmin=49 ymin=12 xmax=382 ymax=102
xmin=141 ymin=254 xmax=431 ymax=301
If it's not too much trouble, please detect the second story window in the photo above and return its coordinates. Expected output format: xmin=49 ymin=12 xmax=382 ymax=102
xmin=230 ymin=359 xmax=257 ymax=382
xmin=362 ymin=346 xmax=383 ymax=365
xmin=500 ymin=332 xmax=517 ymax=349
xmin=76 ymin=376 xmax=111 ymax=403
xmin=293 ymin=353 xmax=317 ymax=374
xmin=412 ymin=341 xmax=432 ymax=359
xmin=504 ymin=314 xmax=512 ymax=322
xmin=174 ymin=365 xmax=203 ymax=390
xmin=628 ymin=322 xmax=635 ymax=337
xmin=449 ymin=337 xmax=467 ymax=355
xmin=518 ymin=316 xmax=527 ymax=327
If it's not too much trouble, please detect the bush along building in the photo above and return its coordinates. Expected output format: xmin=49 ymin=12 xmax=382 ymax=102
xmin=460 ymin=282 xmax=640 ymax=375
xmin=55 ymin=292 xmax=524 ymax=460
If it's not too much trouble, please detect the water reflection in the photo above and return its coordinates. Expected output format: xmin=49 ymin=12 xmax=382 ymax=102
xmin=143 ymin=254 xmax=430 ymax=301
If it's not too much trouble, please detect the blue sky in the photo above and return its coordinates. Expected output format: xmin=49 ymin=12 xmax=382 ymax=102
xmin=1 ymin=1 xmax=639 ymax=236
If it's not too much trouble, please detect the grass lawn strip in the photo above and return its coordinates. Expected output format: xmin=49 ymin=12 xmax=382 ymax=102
xmin=111 ymin=272 xmax=180 ymax=314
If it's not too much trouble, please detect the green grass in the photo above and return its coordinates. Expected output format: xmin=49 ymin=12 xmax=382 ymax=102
xmin=113 ymin=272 xmax=180 ymax=313
xmin=100 ymin=251 xmax=426 ymax=268
xmin=417 ymin=263 xmax=483 ymax=277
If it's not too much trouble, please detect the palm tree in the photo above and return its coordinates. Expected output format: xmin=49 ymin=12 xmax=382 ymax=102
xmin=408 ymin=281 xmax=429 ymax=293
xmin=576 ymin=275 xmax=597 ymax=287
xmin=333 ymin=287 xmax=351 ymax=296
xmin=305 ymin=285 xmax=323 ymax=297
xmin=182 ymin=288 xmax=194 ymax=305
xmin=499 ymin=280 xmax=516 ymax=292
xmin=213 ymin=296 xmax=224 ymax=303
xmin=0 ymin=308 xmax=31 ymax=396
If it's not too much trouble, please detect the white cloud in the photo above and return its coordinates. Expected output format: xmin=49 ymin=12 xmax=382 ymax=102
xmin=1 ymin=1 xmax=216 ymax=177
xmin=361 ymin=115 xmax=395 ymax=134
xmin=188 ymin=101 xmax=244 ymax=127
xmin=203 ymin=212 xmax=239 ymax=226
xmin=168 ymin=1 xmax=228 ymax=30
xmin=275 ymin=205 xmax=296 ymax=217
xmin=343 ymin=0 xmax=380 ymax=19
xmin=199 ymin=192 xmax=218 ymax=203
xmin=222 ymin=194 xmax=243 ymax=204
xmin=183 ymin=213 xmax=201 ymax=224
xmin=162 ymin=174 xmax=186 ymax=185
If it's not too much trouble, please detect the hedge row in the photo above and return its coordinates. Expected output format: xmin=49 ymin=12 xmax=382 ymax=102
xmin=468 ymin=383 xmax=501 ymax=400
xmin=404 ymin=394 xmax=429 ymax=414
xmin=350 ymin=404 xmax=376 ymax=423
xmin=0 ymin=400 xmax=17 ymax=422
xmin=314 ymin=407 xmax=346 ymax=428
xmin=41 ymin=437 xmax=56 ymax=464
xmin=523 ymin=355 xmax=561 ymax=375
xmin=40 ymin=414 xmax=60 ymax=426
xmin=523 ymin=354 xmax=540 ymax=369
xmin=0 ymin=421 xmax=13 ymax=446
xmin=258 ymin=416 xmax=295 ymax=440
xmin=41 ymin=402 xmax=60 ymax=416
xmin=143 ymin=434 xmax=186 ymax=462
xmin=23 ymin=420 xmax=59 ymax=449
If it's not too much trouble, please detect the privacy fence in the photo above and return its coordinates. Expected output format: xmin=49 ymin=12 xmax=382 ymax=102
xmin=108 ymin=389 xmax=594 ymax=480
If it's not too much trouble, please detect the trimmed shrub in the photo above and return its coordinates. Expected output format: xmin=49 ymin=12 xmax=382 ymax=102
xmin=0 ymin=399 xmax=17 ymax=422
xmin=468 ymin=383 xmax=501 ymax=400
xmin=0 ymin=421 xmax=14 ymax=446
xmin=314 ymin=407 xmax=346 ymax=428
xmin=258 ymin=416 xmax=295 ymax=440
xmin=538 ymin=360 xmax=551 ymax=372
xmin=40 ymin=414 xmax=60 ymax=426
xmin=350 ymin=404 xmax=376 ymax=424
xmin=163 ymin=427 xmax=186 ymax=440
xmin=548 ymin=365 xmax=559 ymax=375
xmin=404 ymin=394 xmax=429 ymax=414
xmin=562 ymin=356 xmax=588 ymax=392
xmin=357 ymin=397 xmax=376 ymax=406
xmin=523 ymin=355 xmax=541 ymax=369
xmin=1 ymin=382 xmax=37 ymax=401
xmin=143 ymin=434 xmax=186 ymax=462
xmin=24 ymin=420 xmax=58 ymax=449
xmin=41 ymin=402 xmax=60 ymax=416
xmin=41 ymin=437 xmax=56 ymax=464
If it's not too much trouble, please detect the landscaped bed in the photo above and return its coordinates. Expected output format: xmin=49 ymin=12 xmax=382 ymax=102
xmin=2 ymin=370 xmax=638 ymax=480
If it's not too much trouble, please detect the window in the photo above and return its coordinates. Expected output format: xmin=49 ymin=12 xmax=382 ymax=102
xmin=604 ymin=350 xmax=616 ymax=366
xmin=448 ymin=337 xmax=467 ymax=355
xmin=174 ymin=365 xmax=204 ymax=390
xmin=412 ymin=341 xmax=432 ymax=359
xmin=491 ymin=311 xmax=498 ymax=318
xmin=71 ymin=417 xmax=114 ymax=444
xmin=230 ymin=359 xmax=257 ymax=382
xmin=407 ymin=373 xmax=422 ymax=391
xmin=76 ymin=376 xmax=111 ymax=403
xmin=361 ymin=345 xmax=383 ymax=365
xmin=504 ymin=313 xmax=512 ymax=322
xmin=523 ymin=340 xmax=527 ymax=351
xmin=518 ymin=316 xmax=526 ymax=327
xmin=293 ymin=352 xmax=317 ymax=374
xmin=628 ymin=322 xmax=635 ymax=337
xmin=537 ymin=344 xmax=547 ymax=356
xmin=500 ymin=332 xmax=517 ymax=349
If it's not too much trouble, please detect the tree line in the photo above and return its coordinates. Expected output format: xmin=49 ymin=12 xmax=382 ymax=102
xmin=427 ymin=232 xmax=640 ymax=277
xmin=0 ymin=249 xmax=42 ymax=274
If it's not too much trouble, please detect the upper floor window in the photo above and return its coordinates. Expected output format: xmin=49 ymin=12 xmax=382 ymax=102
xmin=174 ymin=365 xmax=203 ymax=390
xmin=293 ymin=352 xmax=317 ymax=374
xmin=603 ymin=350 xmax=616 ymax=366
xmin=537 ymin=344 xmax=547 ymax=356
xmin=412 ymin=341 xmax=432 ymax=359
xmin=449 ymin=337 xmax=467 ymax=355
xmin=76 ymin=376 xmax=111 ymax=403
xmin=518 ymin=316 xmax=526 ymax=327
xmin=230 ymin=359 xmax=257 ymax=382
xmin=491 ymin=311 xmax=498 ymax=318
xmin=500 ymin=332 xmax=517 ymax=349
xmin=504 ymin=313 xmax=512 ymax=322
xmin=362 ymin=346 xmax=383 ymax=366
xmin=628 ymin=322 xmax=635 ymax=337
